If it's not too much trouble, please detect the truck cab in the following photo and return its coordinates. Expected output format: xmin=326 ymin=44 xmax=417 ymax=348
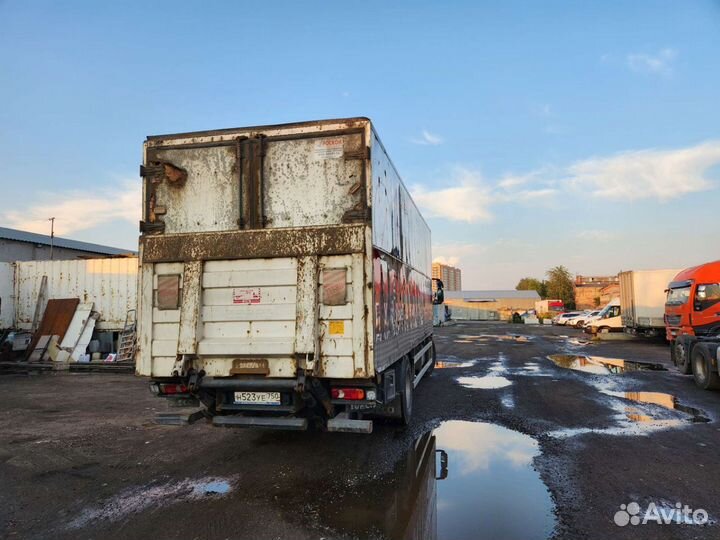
xmin=665 ymin=261 xmax=720 ymax=376
xmin=665 ymin=261 xmax=720 ymax=342
xmin=585 ymin=299 xmax=622 ymax=334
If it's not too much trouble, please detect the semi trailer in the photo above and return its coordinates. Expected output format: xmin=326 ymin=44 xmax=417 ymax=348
xmin=136 ymin=118 xmax=435 ymax=432
xmin=619 ymin=269 xmax=681 ymax=337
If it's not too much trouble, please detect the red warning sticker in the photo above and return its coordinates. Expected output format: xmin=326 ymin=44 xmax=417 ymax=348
xmin=233 ymin=288 xmax=261 ymax=304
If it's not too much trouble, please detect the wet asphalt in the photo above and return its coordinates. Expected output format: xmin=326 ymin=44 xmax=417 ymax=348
xmin=1 ymin=321 xmax=719 ymax=540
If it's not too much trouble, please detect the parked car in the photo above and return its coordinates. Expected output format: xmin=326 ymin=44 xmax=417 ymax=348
xmin=562 ymin=310 xmax=592 ymax=327
xmin=571 ymin=310 xmax=601 ymax=328
xmin=553 ymin=312 xmax=582 ymax=326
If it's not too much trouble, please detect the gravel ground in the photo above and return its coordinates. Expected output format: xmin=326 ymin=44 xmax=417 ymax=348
xmin=1 ymin=321 xmax=719 ymax=540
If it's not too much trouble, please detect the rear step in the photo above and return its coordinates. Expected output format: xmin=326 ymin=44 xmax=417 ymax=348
xmin=213 ymin=416 xmax=308 ymax=430
xmin=155 ymin=410 xmax=206 ymax=425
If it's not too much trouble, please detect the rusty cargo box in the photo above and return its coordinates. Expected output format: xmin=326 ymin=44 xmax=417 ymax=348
xmin=138 ymin=118 xmax=434 ymax=431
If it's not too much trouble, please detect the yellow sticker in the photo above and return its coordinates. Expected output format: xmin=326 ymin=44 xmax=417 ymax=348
xmin=329 ymin=321 xmax=345 ymax=335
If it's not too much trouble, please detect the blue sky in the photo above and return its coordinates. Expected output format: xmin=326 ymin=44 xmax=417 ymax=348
xmin=1 ymin=1 xmax=719 ymax=288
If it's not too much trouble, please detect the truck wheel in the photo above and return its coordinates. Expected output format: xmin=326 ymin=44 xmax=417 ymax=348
xmin=672 ymin=340 xmax=692 ymax=375
xmin=692 ymin=346 xmax=720 ymax=390
xmin=400 ymin=357 xmax=414 ymax=425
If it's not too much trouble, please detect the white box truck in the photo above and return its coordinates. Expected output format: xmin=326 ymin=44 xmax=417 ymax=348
xmin=136 ymin=118 xmax=435 ymax=433
xmin=619 ymin=269 xmax=681 ymax=337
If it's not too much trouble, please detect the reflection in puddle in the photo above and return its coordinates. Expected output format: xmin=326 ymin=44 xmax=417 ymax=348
xmin=457 ymin=334 xmax=533 ymax=343
xmin=600 ymin=390 xmax=710 ymax=423
xmin=548 ymin=385 xmax=710 ymax=438
xmin=547 ymin=355 xmax=667 ymax=374
xmin=457 ymin=376 xmax=513 ymax=389
xmin=436 ymin=358 xmax=477 ymax=369
xmin=501 ymin=391 xmax=515 ymax=409
xmin=309 ymin=421 xmax=555 ymax=539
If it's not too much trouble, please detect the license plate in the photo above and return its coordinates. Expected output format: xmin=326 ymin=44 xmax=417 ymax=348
xmin=234 ymin=391 xmax=281 ymax=405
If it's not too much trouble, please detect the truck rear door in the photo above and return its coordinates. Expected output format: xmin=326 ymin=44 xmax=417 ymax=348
xmin=141 ymin=127 xmax=371 ymax=380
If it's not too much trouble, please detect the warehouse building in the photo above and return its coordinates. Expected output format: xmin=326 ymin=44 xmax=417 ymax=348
xmin=444 ymin=289 xmax=540 ymax=321
xmin=0 ymin=226 xmax=134 ymax=262
xmin=432 ymin=262 xmax=462 ymax=291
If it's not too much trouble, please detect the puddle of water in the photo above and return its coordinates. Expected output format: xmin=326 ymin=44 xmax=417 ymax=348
xmin=501 ymin=392 xmax=515 ymax=409
xmin=488 ymin=361 xmax=506 ymax=373
xmin=457 ymin=376 xmax=513 ymax=389
xmin=67 ymin=476 xmax=236 ymax=528
xmin=195 ymin=479 xmax=232 ymax=495
xmin=547 ymin=355 xmax=666 ymax=374
xmin=600 ymin=390 xmax=710 ymax=423
xmin=548 ymin=385 xmax=710 ymax=438
xmin=307 ymin=421 xmax=555 ymax=540
xmin=436 ymin=358 xmax=477 ymax=369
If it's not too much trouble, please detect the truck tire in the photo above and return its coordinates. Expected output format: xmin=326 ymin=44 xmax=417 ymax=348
xmin=400 ymin=357 xmax=414 ymax=425
xmin=672 ymin=339 xmax=692 ymax=375
xmin=692 ymin=346 xmax=720 ymax=391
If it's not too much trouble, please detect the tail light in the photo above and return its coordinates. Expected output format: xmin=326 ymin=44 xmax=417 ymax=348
xmin=158 ymin=383 xmax=188 ymax=395
xmin=331 ymin=387 xmax=365 ymax=400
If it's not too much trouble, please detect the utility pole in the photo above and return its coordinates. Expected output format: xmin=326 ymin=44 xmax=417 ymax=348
xmin=48 ymin=217 xmax=55 ymax=260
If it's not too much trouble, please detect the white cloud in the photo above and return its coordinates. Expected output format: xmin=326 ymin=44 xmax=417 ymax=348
xmin=412 ymin=141 xmax=720 ymax=228
xmin=1 ymin=180 xmax=141 ymax=237
xmin=411 ymin=168 xmax=493 ymax=222
xmin=411 ymin=129 xmax=443 ymax=146
xmin=433 ymin=255 xmax=460 ymax=266
xmin=412 ymin=168 xmax=557 ymax=223
xmin=497 ymin=174 xmax=528 ymax=190
xmin=567 ymin=141 xmax=720 ymax=201
xmin=627 ymin=48 xmax=677 ymax=75
xmin=433 ymin=243 xmax=486 ymax=268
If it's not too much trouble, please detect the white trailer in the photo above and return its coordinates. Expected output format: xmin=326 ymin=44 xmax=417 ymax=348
xmin=12 ymin=258 xmax=138 ymax=332
xmin=137 ymin=118 xmax=435 ymax=433
xmin=619 ymin=269 xmax=681 ymax=336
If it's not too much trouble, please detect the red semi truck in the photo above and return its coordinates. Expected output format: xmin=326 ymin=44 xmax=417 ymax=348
xmin=665 ymin=260 xmax=720 ymax=387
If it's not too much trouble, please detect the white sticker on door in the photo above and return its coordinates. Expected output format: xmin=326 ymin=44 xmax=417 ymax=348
xmin=314 ymin=138 xmax=344 ymax=159
xmin=233 ymin=288 xmax=261 ymax=304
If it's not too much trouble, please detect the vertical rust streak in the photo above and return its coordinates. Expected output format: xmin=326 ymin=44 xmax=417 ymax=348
xmin=240 ymin=137 xmax=245 ymax=229
xmin=240 ymin=140 xmax=252 ymax=229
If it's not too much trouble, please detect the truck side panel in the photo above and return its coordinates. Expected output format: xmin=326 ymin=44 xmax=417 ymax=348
xmin=369 ymin=130 xmax=433 ymax=374
xmin=621 ymin=269 xmax=681 ymax=330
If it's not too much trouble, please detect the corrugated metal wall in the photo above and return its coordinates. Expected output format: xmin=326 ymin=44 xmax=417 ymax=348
xmin=14 ymin=258 xmax=138 ymax=331
xmin=0 ymin=262 xmax=15 ymax=329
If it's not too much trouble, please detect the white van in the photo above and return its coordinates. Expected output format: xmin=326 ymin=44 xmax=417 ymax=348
xmin=585 ymin=299 xmax=622 ymax=334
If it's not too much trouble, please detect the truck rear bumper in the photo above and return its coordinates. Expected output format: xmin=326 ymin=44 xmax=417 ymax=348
xmin=213 ymin=415 xmax=308 ymax=430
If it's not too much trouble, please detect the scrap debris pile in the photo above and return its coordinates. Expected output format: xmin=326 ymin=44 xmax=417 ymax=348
xmin=0 ymin=298 xmax=135 ymax=374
